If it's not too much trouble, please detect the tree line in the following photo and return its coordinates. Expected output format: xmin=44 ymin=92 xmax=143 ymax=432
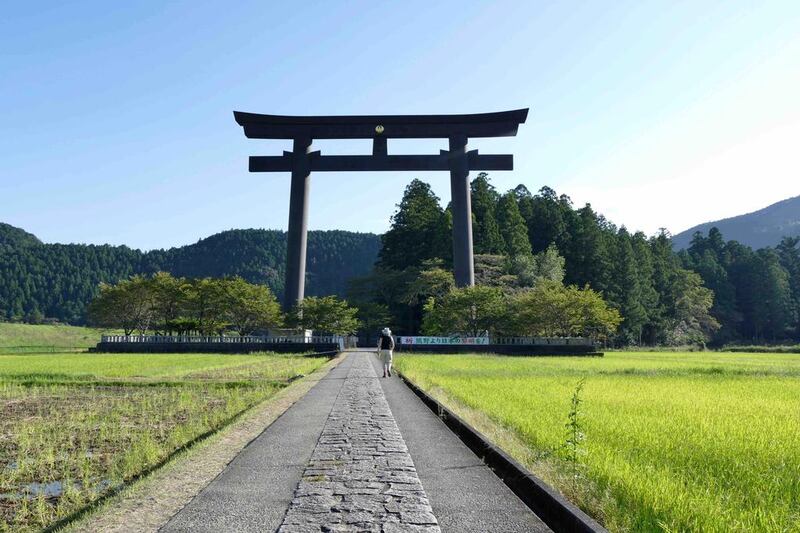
xmin=92 ymin=269 xmax=619 ymax=342
xmin=88 ymin=272 xmax=361 ymax=336
xmin=680 ymin=229 xmax=800 ymax=343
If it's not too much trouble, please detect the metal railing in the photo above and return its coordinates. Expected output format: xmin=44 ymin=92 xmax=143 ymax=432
xmin=100 ymin=335 xmax=344 ymax=345
xmin=99 ymin=335 xmax=592 ymax=349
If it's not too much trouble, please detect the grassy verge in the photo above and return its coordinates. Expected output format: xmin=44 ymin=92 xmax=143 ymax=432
xmin=0 ymin=352 xmax=326 ymax=532
xmin=0 ymin=323 xmax=113 ymax=351
xmin=395 ymin=352 xmax=800 ymax=532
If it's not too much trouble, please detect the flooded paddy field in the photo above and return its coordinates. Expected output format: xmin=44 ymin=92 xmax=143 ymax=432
xmin=0 ymin=352 xmax=326 ymax=531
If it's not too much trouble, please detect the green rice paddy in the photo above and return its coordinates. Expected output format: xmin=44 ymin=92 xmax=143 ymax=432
xmin=395 ymin=352 xmax=800 ymax=532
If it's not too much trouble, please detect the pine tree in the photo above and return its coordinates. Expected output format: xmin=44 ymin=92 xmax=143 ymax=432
xmin=777 ymin=237 xmax=800 ymax=336
xmin=470 ymin=173 xmax=504 ymax=254
xmin=496 ymin=191 xmax=532 ymax=257
xmin=378 ymin=179 xmax=451 ymax=271
xmin=649 ymin=230 xmax=679 ymax=344
xmin=737 ymin=249 xmax=792 ymax=340
xmin=631 ymin=231 xmax=659 ymax=344
xmin=683 ymin=231 xmax=740 ymax=342
xmin=514 ymin=185 xmax=536 ymax=251
xmin=567 ymin=204 xmax=612 ymax=292
xmin=610 ymin=228 xmax=647 ymax=344
xmin=521 ymin=187 xmax=559 ymax=253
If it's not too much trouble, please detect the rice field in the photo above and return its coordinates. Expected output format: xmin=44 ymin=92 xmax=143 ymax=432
xmin=0 ymin=351 xmax=326 ymax=532
xmin=395 ymin=352 xmax=800 ymax=532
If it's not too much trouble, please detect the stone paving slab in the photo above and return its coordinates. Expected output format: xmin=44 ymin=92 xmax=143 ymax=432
xmin=278 ymin=354 xmax=440 ymax=533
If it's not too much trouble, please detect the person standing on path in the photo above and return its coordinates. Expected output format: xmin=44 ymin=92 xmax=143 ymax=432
xmin=378 ymin=327 xmax=395 ymax=378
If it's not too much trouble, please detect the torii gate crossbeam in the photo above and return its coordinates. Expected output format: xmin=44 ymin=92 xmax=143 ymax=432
xmin=234 ymin=109 xmax=529 ymax=311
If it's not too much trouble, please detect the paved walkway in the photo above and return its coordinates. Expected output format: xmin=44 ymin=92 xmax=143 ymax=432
xmin=163 ymin=352 xmax=549 ymax=532
xmin=279 ymin=354 xmax=439 ymax=532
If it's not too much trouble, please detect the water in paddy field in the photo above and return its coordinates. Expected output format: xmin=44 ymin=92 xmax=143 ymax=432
xmin=24 ymin=481 xmax=64 ymax=498
xmin=0 ymin=477 xmax=114 ymax=502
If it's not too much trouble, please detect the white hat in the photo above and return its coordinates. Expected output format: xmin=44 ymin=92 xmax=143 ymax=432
xmin=382 ymin=327 xmax=391 ymax=335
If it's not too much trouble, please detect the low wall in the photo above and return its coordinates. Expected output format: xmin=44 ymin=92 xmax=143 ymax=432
xmin=396 ymin=344 xmax=601 ymax=356
xmin=94 ymin=341 xmax=340 ymax=355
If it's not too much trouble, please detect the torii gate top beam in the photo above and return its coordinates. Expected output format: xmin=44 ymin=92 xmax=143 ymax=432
xmin=233 ymin=109 xmax=528 ymax=139
xmin=234 ymin=109 xmax=529 ymax=173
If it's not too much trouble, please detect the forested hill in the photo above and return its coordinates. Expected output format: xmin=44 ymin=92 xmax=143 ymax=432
xmin=0 ymin=223 xmax=41 ymax=248
xmin=672 ymin=195 xmax=800 ymax=250
xmin=0 ymin=225 xmax=381 ymax=324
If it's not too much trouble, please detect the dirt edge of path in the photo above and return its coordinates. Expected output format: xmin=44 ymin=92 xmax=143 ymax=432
xmin=61 ymin=353 xmax=346 ymax=533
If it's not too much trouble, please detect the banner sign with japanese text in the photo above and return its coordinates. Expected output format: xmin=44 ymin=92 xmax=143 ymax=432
xmin=396 ymin=336 xmax=490 ymax=345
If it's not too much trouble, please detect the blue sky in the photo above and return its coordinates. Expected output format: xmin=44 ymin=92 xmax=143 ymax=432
xmin=2 ymin=1 xmax=798 ymax=250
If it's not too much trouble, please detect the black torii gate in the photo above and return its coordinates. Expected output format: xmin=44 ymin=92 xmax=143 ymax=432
xmin=233 ymin=109 xmax=528 ymax=311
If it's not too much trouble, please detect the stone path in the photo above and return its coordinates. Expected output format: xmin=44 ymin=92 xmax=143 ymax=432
xmin=278 ymin=354 xmax=439 ymax=532
xmin=163 ymin=352 xmax=549 ymax=532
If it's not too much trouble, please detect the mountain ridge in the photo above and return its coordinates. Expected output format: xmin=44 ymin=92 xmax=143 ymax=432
xmin=672 ymin=195 xmax=800 ymax=250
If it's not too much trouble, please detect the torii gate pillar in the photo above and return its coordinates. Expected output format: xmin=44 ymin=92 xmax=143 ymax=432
xmin=448 ymin=134 xmax=474 ymax=287
xmin=285 ymin=137 xmax=312 ymax=311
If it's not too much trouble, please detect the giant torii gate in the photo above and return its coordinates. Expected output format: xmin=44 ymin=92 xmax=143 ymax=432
xmin=233 ymin=109 xmax=529 ymax=311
